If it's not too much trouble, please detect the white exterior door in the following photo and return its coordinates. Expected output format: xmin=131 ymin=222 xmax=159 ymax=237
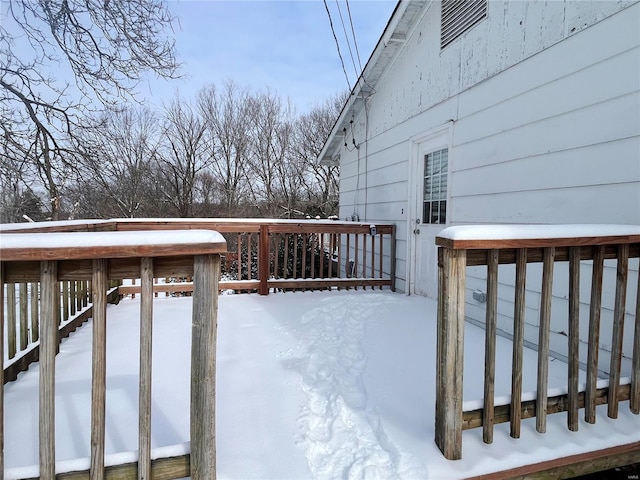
xmin=410 ymin=131 xmax=450 ymax=298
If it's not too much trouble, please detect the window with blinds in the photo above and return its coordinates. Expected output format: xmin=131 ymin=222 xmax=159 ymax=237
xmin=423 ymin=148 xmax=448 ymax=225
xmin=441 ymin=0 xmax=487 ymax=49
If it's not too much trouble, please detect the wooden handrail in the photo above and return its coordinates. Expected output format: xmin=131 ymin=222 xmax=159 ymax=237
xmin=1 ymin=229 xmax=226 ymax=479
xmin=434 ymin=224 xmax=640 ymax=460
xmin=2 ymin=219 xmax=396 ymax=295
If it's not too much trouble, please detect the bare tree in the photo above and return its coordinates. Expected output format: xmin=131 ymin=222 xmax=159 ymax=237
xmin=246 ymin=90 xmax=297 ymax=216
xmin=71 ymin=106 xmax=162 ymax=218
xmin=198 ymin=82 xmax=252 ymax=217
xmin=0 ymin=0 xmax=179 ymax=219
xmin=157 ymin=97 xmax=208 ymax=217
xmin=291 ymin=94 xmax=344 ymax=217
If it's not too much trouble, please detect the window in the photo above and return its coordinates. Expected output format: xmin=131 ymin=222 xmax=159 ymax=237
xmin=423 ymin=148 xmax=448 ymax=224
xmin=441 ymin=0 xmax=487 ymax=49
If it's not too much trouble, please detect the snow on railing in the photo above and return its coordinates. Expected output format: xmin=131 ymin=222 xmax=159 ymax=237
xmin=435 ymin=224 xmax=640 ymax=460
xmin=3 ymin=218 xmax=397 ymax=295
xmin=0 ymin=229 xmax=226 ymax=479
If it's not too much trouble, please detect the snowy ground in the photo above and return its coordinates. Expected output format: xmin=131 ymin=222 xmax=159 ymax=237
xmin=4 ymin=290 xmax=640 ymax=479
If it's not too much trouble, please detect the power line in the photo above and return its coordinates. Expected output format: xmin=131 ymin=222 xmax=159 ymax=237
xmin=334 ymin=0 xmax=359 ymax=83
xmin=345 ymin=0 xmax=364 ymax=73
xmin=323 ymin=0 xmax=351 ymax=92
xmin=345 ymin=0 xmax=376 ymax=95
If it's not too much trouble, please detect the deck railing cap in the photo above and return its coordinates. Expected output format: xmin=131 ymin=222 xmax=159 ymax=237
xmin=436 ymin=224 xmax=640 ymax=249
xmin=0 ymin=229 xmax=227 ymax=261
xmin=0 ymin=217 xmax=396 ymax=234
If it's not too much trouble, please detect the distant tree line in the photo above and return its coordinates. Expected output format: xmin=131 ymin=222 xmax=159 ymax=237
xmin=1 ymin=0 xmax=341 ymax=223
xmin=2 ymin=80 xmax=342 ymax=223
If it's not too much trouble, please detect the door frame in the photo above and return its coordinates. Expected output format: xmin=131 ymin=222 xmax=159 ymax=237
xmin=406 ymin=122 xmax=453 ymax=295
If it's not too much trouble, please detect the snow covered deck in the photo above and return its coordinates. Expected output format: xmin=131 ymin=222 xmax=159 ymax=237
xmin=5 ymin=290 xmax=640 ymax=479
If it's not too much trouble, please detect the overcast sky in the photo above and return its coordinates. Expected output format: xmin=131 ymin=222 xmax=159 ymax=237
xmin=143 ymin=0 xmax=398 ymax=112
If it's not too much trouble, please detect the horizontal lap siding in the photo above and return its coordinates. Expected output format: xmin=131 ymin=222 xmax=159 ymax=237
xmin=450 ymin=4 xmax=640 ymax=360
xmin=339 ymin=1 xmax=639 ymax=296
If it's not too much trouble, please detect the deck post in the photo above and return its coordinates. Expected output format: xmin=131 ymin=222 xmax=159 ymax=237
xmin=435 ymin=246 xmax=466 ymax=460
xmin=91 ymin=259 xmax=108 ymax=480
xmin=0 ymin=263 xmax=4 ymax=474
xmin=632 ymin=259 xmax=640 ymax=415
xmin=191 ymin=254 xmax=220 ymax=479
xmin=139 ymin=257 xmax=154 ymax=480
xmin=40 ymin=260 xmax=58 ymax=479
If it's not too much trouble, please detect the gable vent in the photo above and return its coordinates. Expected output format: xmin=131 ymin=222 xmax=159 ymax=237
xmin=441 ymin=0 xmax=487 ymax=49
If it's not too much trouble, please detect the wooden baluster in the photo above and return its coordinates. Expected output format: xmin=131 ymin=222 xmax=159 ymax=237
xmin=62 ymin=281 xmax=70 ymax=324
xmin=511 ymin=248 xmax=527 ymax=438
xmin=302 ymin=233 xmax=308 ymax=279
xmin=259 ymin=226 xmax=269 ymax=296
xmin=77 ymin=281 xmax=83 ymax=311
xmin=248 ymin=233 xmax=253 ymax=282
xmin=70 ymin=280 xmax=77 ymax=316
xmin=283 ymin=234 xmax=290 ymax=279
xmin=568 ymin=246 xmax=581 ymax=431
xmin=346 ymin=234 xmax=351 ymax=283
xmin=139 ymin=258 xmax=154 ymax=479
xmin=311 ymin=234 xmax=317 ymax=279
xmin=91 ymin=259 xmax=108 ymax=479
xmin=337 ymin=233 xmax=343 ymax=282
xmin=379 ymin=234 xmax=383 ymax=289
xmin=274 ymin=234 xmax=281 ymax=280
xmin=586 ymin=245 xmax=605 ymax=423
xmin=327 ymin=233 xmax=333 ymax=278
xmin=19 ymin=283 xmax=28 ymax=351
xmin=31 ymin=282 xmax=40 ymax=342
xmin=40 ymin=261 xmax=57 ymax=479
xmin=567 ymin=247 xmax=580 ymax=432
xmin=608 ymin=244 xmax=629 ymax=419
xmin=237 ymin=234 xmax=242 ymax=282
xmin=536 ymin=247 xmax=555 ymax=434
xmin=435 ymin=247 xmax=466 ymax=460
xmin=370 ymin=234 xmax=375 ymax=279
xmin=319 ymin=233 xmax=324 ymax=280
xmin=293 ymin=234 xmax=299 ymax=279
xmin=354 ymin=235 xmax=359 ymax=288
xmin=362 ymin=233 xmax=367 ymax=289
xmin=483 ymin=249 xmax=499 ymax=444
xmin=7 ymin=283 xmax=16 ymax=359
xmin=191 ymin=254 xmax=220 ymax=479
xmin=57 ymin=282 xmax=62 ymax=329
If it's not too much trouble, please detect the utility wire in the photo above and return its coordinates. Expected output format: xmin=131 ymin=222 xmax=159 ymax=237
xmin=323 ymin=0 xmax=351 ymax=92
xmin=345 ymin=0 xmax=364 ymax=73
xmin=345 ymin=0 xmax=376 ymax=95
xmin=334 ymin=0 xmax=360 ymax=83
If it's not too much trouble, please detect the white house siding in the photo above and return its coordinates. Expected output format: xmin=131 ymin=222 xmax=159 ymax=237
xmin=337 ymin=1 xmax=639 ymax=364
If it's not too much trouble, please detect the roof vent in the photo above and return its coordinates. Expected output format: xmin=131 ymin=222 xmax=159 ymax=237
xmin=441 ymin=0 xmax=487 ymax=49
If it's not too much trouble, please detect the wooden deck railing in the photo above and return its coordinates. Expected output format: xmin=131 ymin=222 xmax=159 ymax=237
xmin=3 ymin=219 xmax=396 ymax=295
xmin=1 ymin=229 xmax=226 ymax=479
xmin=435 ymin=225 xmax=640 ymax=460
xmin=2 ymin=277 xmax=105 ymax=383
